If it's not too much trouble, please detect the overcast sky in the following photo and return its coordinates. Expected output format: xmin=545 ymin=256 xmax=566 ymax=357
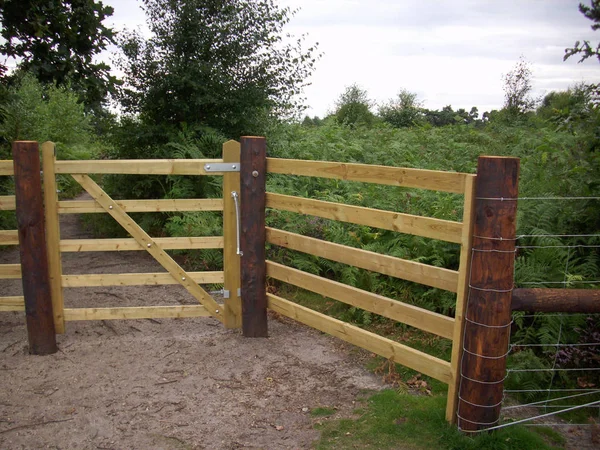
xmin=102 ymin=0 xmax=600 ymax=117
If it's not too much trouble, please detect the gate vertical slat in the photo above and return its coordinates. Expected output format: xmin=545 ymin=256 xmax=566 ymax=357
xmin=222 ymin=140 xmax=242 ymax=328
xmin=13 ymin=141 xmax=57 ymax=354
xmin=240 ymin=136 xmax=267 ymax=337
xmin=446 ymin=174 xmax=477 ymax=423
xmin=42 ymin=141 xmax=65 ymax=334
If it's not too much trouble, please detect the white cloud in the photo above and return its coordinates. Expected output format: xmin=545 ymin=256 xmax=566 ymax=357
xmin=102 ymin=0 xmax=600 ymax=117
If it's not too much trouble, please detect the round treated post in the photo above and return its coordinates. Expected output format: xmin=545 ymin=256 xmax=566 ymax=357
xmin=12 ymin=141 xmax=57 ymax=355
xmin=457 ymin=156 xmax=519 ymax=432
xmin=240 ymin=136 xmax=267 ymax=337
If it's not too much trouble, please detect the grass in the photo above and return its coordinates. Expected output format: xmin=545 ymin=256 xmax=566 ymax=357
xmin=311 ymin=407 xmax=337 ymax=417
xmin=275 ymin=286 xmax=570 ymax=449
xmin=313 ymin=390 xmax=565 ymax=450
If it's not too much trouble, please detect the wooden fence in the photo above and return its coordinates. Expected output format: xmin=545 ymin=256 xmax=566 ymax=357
xmin=2 ymin=137 xmax=549 ymax=429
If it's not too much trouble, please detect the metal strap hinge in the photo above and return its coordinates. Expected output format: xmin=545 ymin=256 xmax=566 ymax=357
xmin=222 ymin=289 xmax=241 ymax=299
xmin=204 ymin=163 xmax=240 ymax=172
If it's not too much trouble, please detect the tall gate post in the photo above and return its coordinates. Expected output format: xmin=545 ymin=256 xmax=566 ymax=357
xmin=240 ymin=136 xmax=267 ymax=337
xmin=457 ymin=156 xmax=519 ymax=432
xmin=12 ymin=141 xmax=57 ymax=355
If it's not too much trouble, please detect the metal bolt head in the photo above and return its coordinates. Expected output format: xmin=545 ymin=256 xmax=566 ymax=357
xmin=232 ymin=164 xmax=237 ymax=170
xmin=215 ymin=309 xmax=220 ymax=314
xmin=181 ymin=276 xmax=186 ymax=281
xmin=205 ymin=165 xmax=211 ymax=170
xmin=252 ymin=170 xmax=259 ymax=178
xmin=147 ymin=243 xmax=152 ymax=248
xmin=109 ymin=205 xmax=113 ymax=210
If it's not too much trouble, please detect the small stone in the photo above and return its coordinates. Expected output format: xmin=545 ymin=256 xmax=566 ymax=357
xmin=301 ymin=407 xmax=309 ymax=413
xmin=275 ymin=425 xmax=284 ymax=431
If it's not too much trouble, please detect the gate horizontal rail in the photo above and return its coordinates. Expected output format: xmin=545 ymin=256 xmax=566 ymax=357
xmin=62 ymin=271 xmax=224 ymax=287
xmin=54 ymin=158 xmax=226 ymax=175
xmin=0 ymin=296 xmax=24 ymax=311
xmin=266 ymin=193 xmax=463 ymax=243
xmin=64 ymin=305 xmax=211 ymax=321
xmin=59 ymin=236 xmax=224 ymax=252
xmin=266 ymin=261 xmax=454 ymax=339
xmin=57 ymin=198 xmax=223 ymax=214
xmin=266 ymin=227 xmax=459 ymax=292
xmin=266 ymin=158 xmax=469 ymax=193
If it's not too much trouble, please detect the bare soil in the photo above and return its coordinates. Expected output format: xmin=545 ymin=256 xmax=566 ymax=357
xmin=0 ymin=209 xmax=383 ymax=449
xmin=1 ymin=202 xmax=597 ymax=449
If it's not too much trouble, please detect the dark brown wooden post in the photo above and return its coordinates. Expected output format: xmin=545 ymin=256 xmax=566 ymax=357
xmin=457 ymin=156 xmax=519 ymax=432
xmin=240 ymin=136 xmax=267 ymax=337
xmin=12 ymin=141 xmax=57 ymax=355
xmin=512 ymin=288 xmax=600 ymax=313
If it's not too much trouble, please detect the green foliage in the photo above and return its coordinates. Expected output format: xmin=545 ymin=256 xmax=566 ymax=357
xmin=565 ymin=1 xmax=600 ymax=63
xmin=0 ymin=0 xmax=118 ymax=110
xmin=503 ymin=56 xmax=537 ymax=117
xmin=0 ymin=74 xmax=102 ymax=210
xmin=334 ymin=84 xmax=376 ymax=127
xmin=378 ymin=89 xmax=423 ymax=127
xmin=116 ymin=0 xmax=319 ymax=138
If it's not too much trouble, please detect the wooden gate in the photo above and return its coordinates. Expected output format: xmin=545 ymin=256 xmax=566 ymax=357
xmin=1 ymin=137 xmax=519 ymax=425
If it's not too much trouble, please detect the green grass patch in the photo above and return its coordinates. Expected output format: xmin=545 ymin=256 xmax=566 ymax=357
xmin=311 ymin=407 xmax=337 ymax=417
xmin=314 ymin=390 xmax=564 ymax=450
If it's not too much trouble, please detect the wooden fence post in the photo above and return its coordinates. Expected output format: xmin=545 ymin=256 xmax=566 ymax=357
xmin=457 ymin=156 xmax=519 ymax=432
xmin=13 ymin=141 xmax=57 ymax=355
xmin=222 ymin=140 xmax=242 ymax=329
xmin=240 ymin=136 xmax=267 ymax=337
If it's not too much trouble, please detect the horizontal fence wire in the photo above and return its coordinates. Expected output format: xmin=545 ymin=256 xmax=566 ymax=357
xmin=465 ymin=201 xmax=600 ymax=433
xmin=503 ymin=390 xmax=600 ymax=410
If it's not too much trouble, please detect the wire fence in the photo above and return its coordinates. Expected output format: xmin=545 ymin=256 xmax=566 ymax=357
xmin=460 ymin=195 xmax=600 ymax=434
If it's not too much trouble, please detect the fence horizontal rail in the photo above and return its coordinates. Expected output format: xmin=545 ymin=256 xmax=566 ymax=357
xmin=266 ymin=261 xmax=454 ymax=339
xmin=58 ymin=198 xmax=224 ymax=214
xmin=512 ymin=288 xmax=600 ymax=313
xmin=267 ymin=158 xmax=471 ymax=194
xmin=267 ymin=293 xmax=452 ymax=383
xmin=0 ymin=230 xmax=19 ymax=245
xmin=64 ymin=305 xmax=211 ymax=321
xmin=266 ymin=228 xmax=459 ymax=292
xmin=60 ymin=236 xmax=224 ymax=252
xmin=62 ymin=271 xmax=224 ymax=287
xmin=54 ymin=159 xmax=225 ymax=175
xmin=266 ymin=193 xmax=463 ymax=244
xmin=0 ymin=195 xmax=15 ymax=211
xmin=0 ymin=161 xmax=13 ymax=176
xmin=0 ymin=296 xmax=24 ymax=311
xmin=0 ymin=263 xmax=21 ymax=279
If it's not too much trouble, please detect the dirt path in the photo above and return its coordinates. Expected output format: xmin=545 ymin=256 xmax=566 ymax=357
xmin=0 ymin=206 xmax=383 ymax=449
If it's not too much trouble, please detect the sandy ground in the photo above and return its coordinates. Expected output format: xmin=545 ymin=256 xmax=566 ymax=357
xmin=1 ymin=200 xmax=597 ymax=449
xmin=0 ymin=209 xmax=383 ymax=449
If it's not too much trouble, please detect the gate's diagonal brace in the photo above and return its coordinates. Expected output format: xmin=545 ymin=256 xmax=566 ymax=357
xmin=71 ymin=174 xmax=223 ymax=322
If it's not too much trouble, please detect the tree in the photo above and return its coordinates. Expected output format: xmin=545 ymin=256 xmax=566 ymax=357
xmin=503 ymin=57 xmax=536 ymax=116
xmin=116 ymin=0 xmax=319 ymax=138
xmin=334 ymin=84 xmax=375 ymax=127
xmin=378 ymin=89 xmax=423 ymax=128
xmin=0 ymin=0 xmax=118 ymax=110
xmin=565 ymin=1 xmax=600 ymax=63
